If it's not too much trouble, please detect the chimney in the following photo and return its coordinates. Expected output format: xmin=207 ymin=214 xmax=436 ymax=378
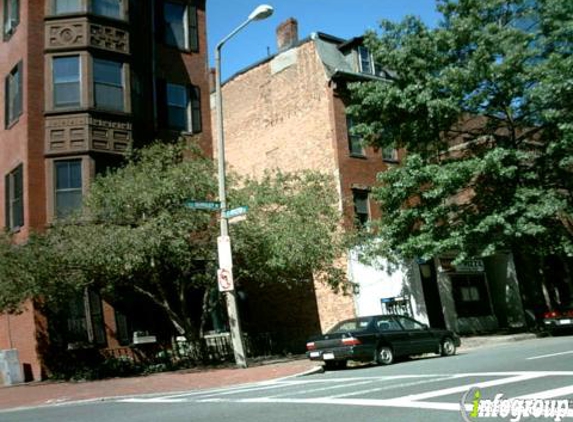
xmin=276 ymin=18 xmax=298 ymax=52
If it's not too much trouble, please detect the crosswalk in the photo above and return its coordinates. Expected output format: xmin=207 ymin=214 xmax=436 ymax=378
xmin=118 ymin=371 xmax=573 ymax=417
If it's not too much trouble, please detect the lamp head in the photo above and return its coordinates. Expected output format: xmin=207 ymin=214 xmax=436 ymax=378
xmin=248 ymin=4 xmax=274 ymax=21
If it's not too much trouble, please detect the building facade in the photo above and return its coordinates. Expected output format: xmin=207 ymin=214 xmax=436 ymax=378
xmin=0 ymin=0 xmax=212 ymax=381
xmin=215 ymin=18 xmax=526 ymax=340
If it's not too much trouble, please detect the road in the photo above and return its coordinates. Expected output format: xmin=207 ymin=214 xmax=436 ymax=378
xmin=3 ymin=335 xmax=573 ymax=422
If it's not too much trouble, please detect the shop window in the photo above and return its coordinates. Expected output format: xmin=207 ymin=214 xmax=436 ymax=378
xmin=451 ymin=274 xmax=493 ymax=317
xmin=4 ymin=164 xmax=23 ymax=230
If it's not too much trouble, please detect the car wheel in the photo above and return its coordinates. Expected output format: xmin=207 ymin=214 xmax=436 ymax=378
xmin=376 ymin=346 xmax=394 ymax=365
xmin=440 ymin=337 xmax=456 ymax=356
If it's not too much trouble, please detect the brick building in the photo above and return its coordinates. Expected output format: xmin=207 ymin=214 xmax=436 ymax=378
xmin=216 ymin=18 xmax=527 ymax=340
xmin=0 ymin=0 xmax=212 ymax=381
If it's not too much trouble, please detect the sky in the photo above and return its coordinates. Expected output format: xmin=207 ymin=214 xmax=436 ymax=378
xmin=206 ymin=0 xmax=442 ymax=80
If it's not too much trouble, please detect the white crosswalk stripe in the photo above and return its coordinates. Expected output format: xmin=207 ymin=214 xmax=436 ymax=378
xmin=117 ymin=370 xmax=573 ymax=416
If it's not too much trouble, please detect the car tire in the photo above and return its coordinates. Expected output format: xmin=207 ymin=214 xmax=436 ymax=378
xmin=376 ymin=346 xmax=394 ymax=365
xmin=440 ymin=337 xmax=456 ymax=356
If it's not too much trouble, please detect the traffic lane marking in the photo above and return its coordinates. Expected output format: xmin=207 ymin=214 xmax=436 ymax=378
xmin=516 ymin=384 xmax=573 ymax=400
xmin=264 ymin=380 xmax=375 ymax=399
xmin=527 ymin=350 xmax=573 ymax=360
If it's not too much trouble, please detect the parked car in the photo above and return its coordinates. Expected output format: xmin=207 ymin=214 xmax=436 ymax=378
xmin=306 ymin=314 xmax=461 ymax=370
xmin=542 ymin=308 xmax=573 ymax=334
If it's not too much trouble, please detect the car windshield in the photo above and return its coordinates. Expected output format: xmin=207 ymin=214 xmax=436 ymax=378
xmin=328 ymin=318 xmax=371 ymax=333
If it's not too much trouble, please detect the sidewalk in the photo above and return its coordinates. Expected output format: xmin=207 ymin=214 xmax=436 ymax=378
xmin=0 ymin=357 xmax=319 ymax=411
xmin=0 ymin=332 xmax=538 ymax=412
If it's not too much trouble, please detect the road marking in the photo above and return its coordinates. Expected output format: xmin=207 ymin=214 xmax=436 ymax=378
xmin=526 ymin=350 xmax=573 ymax=360
xmin=265 ymin=380 xmax=375 ymax=399
xmin=400 ymin=373 xmax=546 ymax=402
xmin=517 ymin=384 xmax=573 ymax=399
xmin=327 ymin=375 xmax=461 ymax=399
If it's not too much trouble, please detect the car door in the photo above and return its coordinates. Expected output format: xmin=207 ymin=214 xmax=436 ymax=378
xmin=374 ymin=316 xmax=410 ymax=357
xmin=395 ymin=316 xmax=439 ymax=354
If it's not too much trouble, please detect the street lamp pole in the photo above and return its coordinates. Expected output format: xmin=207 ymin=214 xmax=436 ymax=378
xmin=215 ymin=4 xmax=274 ymax=369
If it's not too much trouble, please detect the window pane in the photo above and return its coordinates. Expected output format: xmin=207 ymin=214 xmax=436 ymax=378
xmin=7 ymin=65 xmax=21 ymax=124
xmin=167 ymin=83 xmax=188 ymax=130
xmin=346 ymin=116 xmax=363 ymax=155
xmin=93 ymin=0 xmax=121 ymax=18
xmin=94 ymin=59 xmax=122 ymax=85
xmin=55 ymin=160 xmax=82 ymax=189
xmin=164 ymin=2 xmax=186 ymax=49
xmin=56 ymin=190 xmax=83 ymax=217
xmin=94 ymin=59 xmax=124 ymax=111
xmin=359 ymin=46 xmax=372 ymax=74
xmin=53 ymin=56 xmax=80 ymax=108
xmin=55 ymin=0 xmax=81 ymax=14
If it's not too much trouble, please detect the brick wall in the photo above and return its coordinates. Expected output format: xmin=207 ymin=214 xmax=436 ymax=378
xmin=216 ymin=40 xmax=358 ymax=333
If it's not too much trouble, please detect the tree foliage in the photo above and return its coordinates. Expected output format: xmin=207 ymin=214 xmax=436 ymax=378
xmin=349 ymin=0 xmax=573 ymax=264
xmin=0 ymin=142 xmax=347 ymax=342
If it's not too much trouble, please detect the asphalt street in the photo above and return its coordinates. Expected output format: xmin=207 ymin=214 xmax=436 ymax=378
xmin=3 ymin=335 xmax=573 ymax=422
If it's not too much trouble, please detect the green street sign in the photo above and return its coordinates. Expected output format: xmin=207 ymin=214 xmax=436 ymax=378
xmin=223 ymin=206 xmax=248 ymax=219
xmin=184 ymin=200 xmax=221 ymax=211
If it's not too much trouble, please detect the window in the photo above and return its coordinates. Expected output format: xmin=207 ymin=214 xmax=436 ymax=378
xmin=358 ymin=46 xmax=383 ymax=76
xmin=54 ymin=159 xmax=82 ymax=218
xmin=382 ymin=146 xmax=399 ymax=162
xmin=54 ymin=0 xmax=82 ymax=14
xmin=3 ymin=0 xmax=19 ymax=39
xmin=93 ymin=58 xmax=124 ymax=111
xmin=164 ymin=1 xmax=198 ymax=51
xmin=166 ymin=82 xmax=201 ymax=132
xmin=67 ymin=289 xmax=106 ymax=347
xmin=92 ymin=0 xmax=121 ymax=19
xmin=396 ymin=316 xmax=426 ymax=331
xmin=5 ymin=62 xmax=22 ymax=127
xmin=4 ymin=165 xmax=23 ymax=230
xmin=352 ymin=189 xmax=370 ymax=227
xmin=451 ymin=274 xmax=493 ymax=317
xmin=346 ymin=116 xmax=364 ymax=156
xmin=53 ymin=56 xmax=81 ymax=109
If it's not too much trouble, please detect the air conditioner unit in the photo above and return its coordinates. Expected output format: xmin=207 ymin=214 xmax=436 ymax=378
xmin=132 ymin=331 xmax=156 ymax=345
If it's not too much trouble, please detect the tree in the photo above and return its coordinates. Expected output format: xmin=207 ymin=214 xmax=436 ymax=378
xmin=229 ymin=170 xmax=348 ymax=292
xmin=348 ymin=0 xmax=573 ymax=309
xmin=0 ymin=142 xmax=348 ymax=345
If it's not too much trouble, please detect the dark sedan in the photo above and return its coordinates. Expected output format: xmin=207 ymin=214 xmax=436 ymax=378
xmin=306 ymin=314 xmax=461 ymax=369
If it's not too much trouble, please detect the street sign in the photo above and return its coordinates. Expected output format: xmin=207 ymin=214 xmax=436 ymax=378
xmin=223 ymin=206 xmax=248 ymax=219
xmin=228 ymin=214 xmax=247 ymax=224
xmin=217 ymin=236 xmax=233 ymax=269
xmin=217 ymin=268 xmax=234 ymax=292
xmin=184 ymin=200 xmax=221 ymax=211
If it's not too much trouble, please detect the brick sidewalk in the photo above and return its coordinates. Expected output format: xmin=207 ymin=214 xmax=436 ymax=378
xmin=0 ymin=358 xmax=319 ymax=411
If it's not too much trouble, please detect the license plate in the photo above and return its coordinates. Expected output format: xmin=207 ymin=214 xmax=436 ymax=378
xmin=323 ymin=352 xmax=335 ymax=360
xmin=309 ymin=351 xmax=320 ymax=358
xmin=559 ymin=319 xmax=572 ymax=325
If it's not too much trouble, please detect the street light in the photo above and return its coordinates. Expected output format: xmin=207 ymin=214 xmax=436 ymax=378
xmin=215 ymin=4 xmax=274 ymax=369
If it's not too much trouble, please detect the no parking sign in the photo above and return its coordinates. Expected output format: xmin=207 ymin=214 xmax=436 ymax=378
xmin=217 ymin=268 xmax=234 ymax=292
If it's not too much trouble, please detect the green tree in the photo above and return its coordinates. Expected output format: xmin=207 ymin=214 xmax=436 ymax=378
xmin=349 ymin=0 xmax=573 ymax=309
xmin=0 ymin=142 xmax=348 ymax=344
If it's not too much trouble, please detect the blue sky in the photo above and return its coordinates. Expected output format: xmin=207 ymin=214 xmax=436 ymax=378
xmin=206 ymin=0 xmax=441 ymax=80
